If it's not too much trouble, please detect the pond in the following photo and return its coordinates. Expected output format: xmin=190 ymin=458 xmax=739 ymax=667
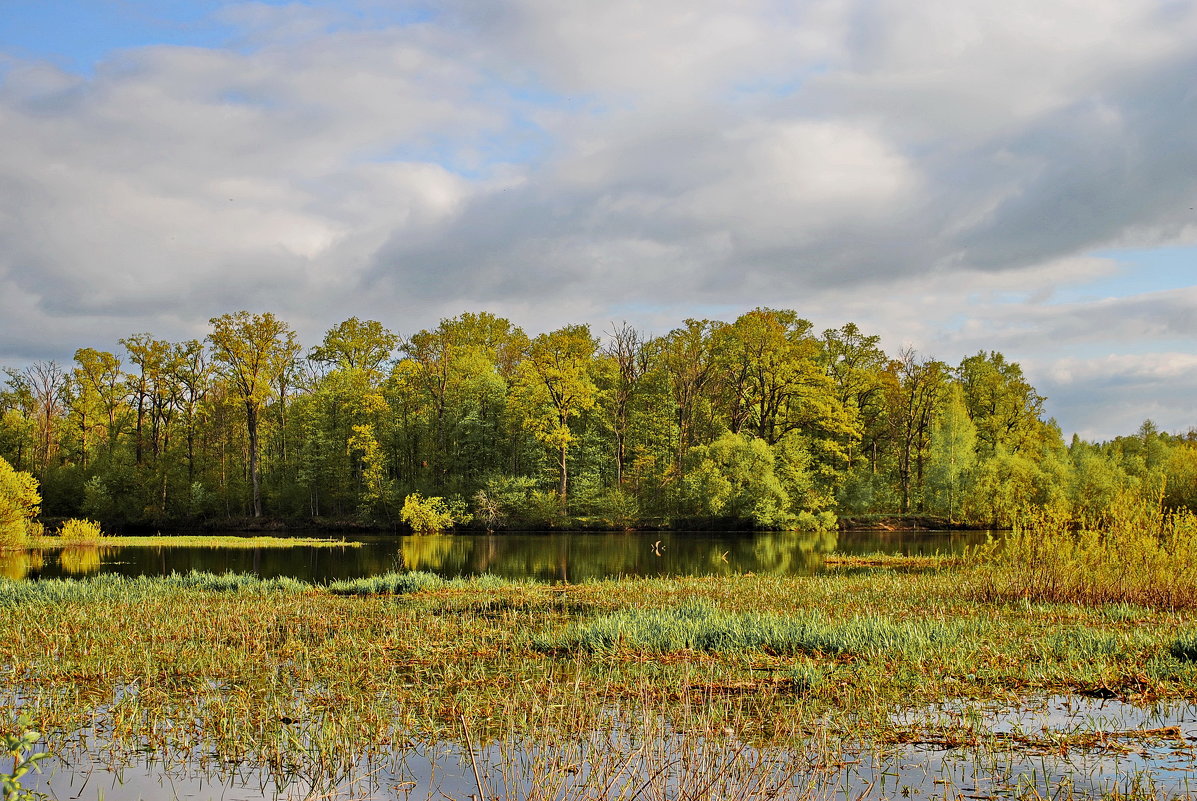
xmin=0 ymin=528 xmax=990 ymax=582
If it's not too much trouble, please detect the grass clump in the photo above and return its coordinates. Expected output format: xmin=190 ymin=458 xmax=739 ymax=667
xmin=164 ymin=570 xmax=309 ymax=593
xmin=1171 ymin=634 xmax=1197 ymax=662
xmin=535 ymin=600 xmax=957 ymax=657
xmin=1041 ymin=629 xmax=1143 ymax=662
xmin=327 ymin=571 xmax=444 ymax=595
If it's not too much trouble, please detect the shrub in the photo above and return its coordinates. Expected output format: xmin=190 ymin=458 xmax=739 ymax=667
xmin=967 ymin=502 xmax=1197 ymax=609
xmin=400 ymin=493 xmax=471 ymax=534
xmin=0 ymin=457 xmax=41 ymax=548
xmin=794 ymin=510 xmax=837 ymax=531
xmin=57 ymin=518 xmax=104 ymax=543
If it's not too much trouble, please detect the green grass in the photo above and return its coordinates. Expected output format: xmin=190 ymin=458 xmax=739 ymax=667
xmin=534 ymin=601 xmax=960 ymax=657
xmin=327 ymin=570 xmax=445 ymax=595
xmin=1172 ymin=633 xmax=1197 ymax=662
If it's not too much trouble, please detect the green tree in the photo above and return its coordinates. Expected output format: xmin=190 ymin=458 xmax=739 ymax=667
xmin=600 ymin=323 xmax=651 ymax=487
xmin=393 ymin=313 xmax=525 ymax=493
xmin=0 ymin=455 xmax=41 ymax=546
xmin=309 ymin=317 xmax=398 ymax=379
xmin=1068 ymin=436 xmax=1134 ymax=522
xmin=208 ymin=311 xmax=300 ymax=517
xmin=926 ymin=383 xmax=977 ymax=521
xmin=682 ymin=432 xmax=792 ymax=528
xmin=957 ymin=351 xmax=1046 ymax=456
xmin=513 ymin=325 xmax=599 ymax=512
xmin=885 ymin=349 xmax=946 ymax=513
xmin=820 ymin=322 xmax=889 ymax=471
xmin=656 ymin=319 xmax=724 ymax=474
xmin=69 ymin=348 xmax=125 ymax=466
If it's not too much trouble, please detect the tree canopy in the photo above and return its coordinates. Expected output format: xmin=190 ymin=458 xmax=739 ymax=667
xmin=2 ymin=307 xmax=1192 ymax=531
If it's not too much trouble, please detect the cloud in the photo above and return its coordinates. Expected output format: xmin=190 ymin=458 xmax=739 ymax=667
xmin=0 ymin=0 xmax=1195 ymax=440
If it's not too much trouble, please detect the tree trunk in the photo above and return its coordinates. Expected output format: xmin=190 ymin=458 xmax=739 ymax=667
xmin=247 ymin=403 xmax=261 ymax=517
xmin=559 ymin=443 xmax=568 ymax=514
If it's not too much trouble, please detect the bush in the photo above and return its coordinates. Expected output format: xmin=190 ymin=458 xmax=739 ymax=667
xmin=400 ymin=493 xmax=470 ymax=534
xmin=57 ymin=518 xmax=104 ymax=543
xmin=967 ymin=502 xmax=1197 ymax=609
xmin=794 ymin=510 xmax=837 ymax=531
xmin=0 ymin=457 xmax=41 ymax=548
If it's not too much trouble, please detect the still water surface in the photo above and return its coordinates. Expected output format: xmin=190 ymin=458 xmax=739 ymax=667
xmin=2 ymin=528 xmax=990 ymax=582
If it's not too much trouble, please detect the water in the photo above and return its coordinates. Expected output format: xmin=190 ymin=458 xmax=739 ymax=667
xmin=21 ymin=698 xmax=1197 ymax=800
xmin=0 ymin=528 xmax=988 ymax=583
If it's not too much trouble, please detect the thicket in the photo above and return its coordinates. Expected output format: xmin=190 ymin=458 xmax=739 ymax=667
xmin=1 ymin=309 xmax=1194 ymax=531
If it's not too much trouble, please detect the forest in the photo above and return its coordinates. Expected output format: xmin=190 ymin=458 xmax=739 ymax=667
xmin=2 ymin=307 xmax=1194 ymax=531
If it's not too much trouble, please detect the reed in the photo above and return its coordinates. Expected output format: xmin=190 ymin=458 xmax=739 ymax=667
xmin=966 ymin=501 xmax=1197 ymax=610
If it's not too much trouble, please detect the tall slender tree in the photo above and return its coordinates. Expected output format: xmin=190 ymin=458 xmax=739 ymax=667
xmin=208 ymin=311 xmax=299 ymax=517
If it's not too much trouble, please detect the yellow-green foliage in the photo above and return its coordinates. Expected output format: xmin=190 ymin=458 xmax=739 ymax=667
xmin=400 ymin=493 xmax=455 ymax=534
xmin=57 ymin=518 xmax=105 ymax=543
xmin=0 ymin=457 xmax=41 ymax=548
xmin=969 ymin=496 xmax=1197 ymax=609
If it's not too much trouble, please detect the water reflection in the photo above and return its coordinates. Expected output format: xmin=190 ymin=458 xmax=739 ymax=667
xmin=58 ymin=546 xmax=106 ymax=575
xmin=0 ymin=550 xmax=43 ymax=580
xmin=0 ymin=529 xmax=990 ymax=583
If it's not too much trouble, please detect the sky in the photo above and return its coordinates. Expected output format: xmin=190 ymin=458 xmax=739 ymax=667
xmin=1 ymin=0 xmax=1195 ymax=441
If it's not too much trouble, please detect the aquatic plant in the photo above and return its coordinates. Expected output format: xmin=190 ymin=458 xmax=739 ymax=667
xmin=327 ymin=571 xmax=444 ymax=595
xmin=534 ymin=600 xmax=958 ymax=657
xmin=1 ymin=716 xmax=49 ymax=801
xmin=1171 ymin=634 xmax=1197 ymax=662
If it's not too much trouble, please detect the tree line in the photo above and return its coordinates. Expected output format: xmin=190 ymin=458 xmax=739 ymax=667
xmin=2 ymin=308 xmax=1194 ymax=530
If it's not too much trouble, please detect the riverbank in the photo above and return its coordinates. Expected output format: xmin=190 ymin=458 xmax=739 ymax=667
xmin=80 ymin=512 xmax=977 ymax=535
xmin=3 ymin=557 xmax=1195 ymax=799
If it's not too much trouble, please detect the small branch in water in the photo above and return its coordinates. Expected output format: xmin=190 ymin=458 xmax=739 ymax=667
xmin=459 ymin=714 xmax=488 ymax=801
